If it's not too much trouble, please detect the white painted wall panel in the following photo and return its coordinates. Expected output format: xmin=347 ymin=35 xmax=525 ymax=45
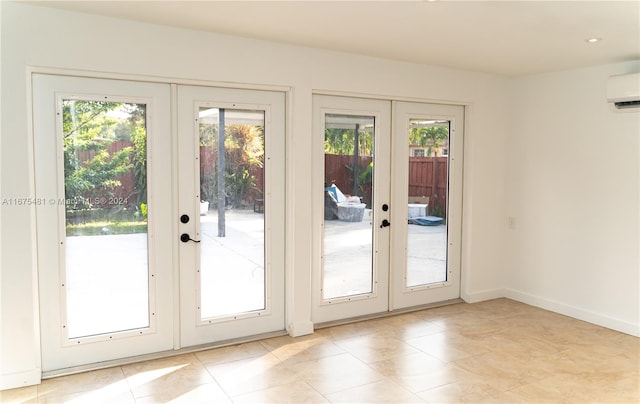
xmin=1 ymin=2 xmax=509 ymax=388
xmin=506 ymin=61 xmax=640 ymax=336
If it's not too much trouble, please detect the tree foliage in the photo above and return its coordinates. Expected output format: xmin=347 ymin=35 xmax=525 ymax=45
xmin=130 ymin=124 xmax=147 ymax=205
xmin=200 ymin=122 xmax=265 ymax=208
xmin=63 ymin=100 xmax=146 ymax=209
xmin=224 ymin=124 xmax=264 ymax=205
xmin=409 ymin=126 xmax=448 ymax=157
xmin=325 ymin=127 xmax=374 ymax=204
xmin=324 ymin=128 xmax=373 ymax=156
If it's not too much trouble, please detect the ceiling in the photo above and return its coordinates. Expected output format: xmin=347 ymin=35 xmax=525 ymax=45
xmin=21 ymin=0 xmax=640 ymax=76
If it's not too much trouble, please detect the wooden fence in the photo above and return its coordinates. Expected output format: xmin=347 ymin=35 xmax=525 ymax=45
xmin=74 ymin=140 xmax=136 ymax=206
xmin=199 ymin=146 xmax=264 ymax=206
xmin=325 ymin=154 xmax=448 ymax=217
xmin=408 ymin=157 xmax=448 ymax=218
xmin=75 ymin=144 xmax=448 ymax=216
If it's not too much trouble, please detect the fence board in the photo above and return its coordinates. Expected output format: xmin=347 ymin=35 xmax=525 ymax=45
xmin=324 ymin=154 xmax=373 ymax=206
xmin=75 ymin=144 xmax=448 ymax=217
xmin=325 ymin=154 xmax=449 ymax=217
xmin=74 ymin=140 xmax=136 ymax=207
xmin=407 ymin=156 xmax=448 ymax=217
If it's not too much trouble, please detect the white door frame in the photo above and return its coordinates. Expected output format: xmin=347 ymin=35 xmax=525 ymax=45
xmin=390 ymin=101 xmax=464 ymax=310
xmin=33 ymin=74 xmax=174 ymax=372
xmin=312 ymin=95 xmax=392 ymax=324
xmin=177 ymin=85 xmax=286 ymax=347
xmin=312 ymin=95 xmax=464 ymax=325
xmin=32 ymin=73 xmax=289 ymax=372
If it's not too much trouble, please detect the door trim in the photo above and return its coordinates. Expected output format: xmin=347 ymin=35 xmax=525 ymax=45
xmin=27 ymin=66 xmax=292 ymax=94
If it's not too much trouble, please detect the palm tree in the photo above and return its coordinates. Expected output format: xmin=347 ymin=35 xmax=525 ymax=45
xmin=409 ymin=126 xmax=448 ymax=156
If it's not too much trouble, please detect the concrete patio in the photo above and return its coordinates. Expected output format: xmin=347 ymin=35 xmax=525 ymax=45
xmin=323 ymin=214 xmax=447 ymax=298
xmin=64 ymin=209 xmax=446 ymax=338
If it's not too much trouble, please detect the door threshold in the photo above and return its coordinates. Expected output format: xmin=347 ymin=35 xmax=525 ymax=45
xmin=43 ymin=299 xmax=464 ymax=379
xmin=314 ymin=298 xmax=464 ymax=330
xmin=41 ymin=329 xmax=287 ymax=380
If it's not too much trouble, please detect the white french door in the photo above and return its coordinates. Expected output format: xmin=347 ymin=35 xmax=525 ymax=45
xmin=34 ymin=75 xmax=174 ymax=371
xmin=34 ymin=75 xmax=286 ymax=372
xmin=312 ymin=95 xmax=392 ymax=323
xmin=390 ymin=101 xmax=464 ymax=309
xmin=312 ymin=95 xmax=463 ymax=324
xmin=176 ymin=85 xmax=285 ymax=347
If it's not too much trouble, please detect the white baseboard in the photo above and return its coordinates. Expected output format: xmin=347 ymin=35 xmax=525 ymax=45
xmin=461 ymin=288 xmax=505 ymax=303
xmin=287 ymin=320 xmax=314 ymax=337
xmin=1 ymin=368 xmax=41 ymax=390
xmin=504 ymin=288 xmax=640 ymax=337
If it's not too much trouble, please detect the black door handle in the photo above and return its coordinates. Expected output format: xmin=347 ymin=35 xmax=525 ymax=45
xmin=380 ymin=219 xmax=391 ymax=228
xmin=180 ymin=233 xmax=201 ymax=243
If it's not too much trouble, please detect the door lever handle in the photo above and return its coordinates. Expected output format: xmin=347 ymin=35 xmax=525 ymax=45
xmin=380 ymin=219 xmax=391 ymax=228
xmin=180 ymin=233 xmax=201 ymax=243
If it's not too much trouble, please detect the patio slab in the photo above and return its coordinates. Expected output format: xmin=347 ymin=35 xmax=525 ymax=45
xmin=64 ymin=209 xmax=447 ymax=338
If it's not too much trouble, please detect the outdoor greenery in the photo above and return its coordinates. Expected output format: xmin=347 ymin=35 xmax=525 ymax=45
xmin=200 ymin=121 xmax=265 ymax=208
xmin=131 ymin=126 xmax=147 ymax=206
xmin=324 ymin=126 xmax=374 ymax=203
xmin=409 ymin=125 xmax=448 ymax=157
xmin=323 ymin=123 xmax=449 ymax=217
xmin=324 ymin=128 xmax=373 ymax=156
xmin=345 ymin=160 xmax=373 ymax=200
xmin=324 ymin=124 xmax=448 ymax=157
xmin=63 ymin=100 xmax=147 ymax=235
xmin=409 ymin=125 xmax=449 ymax=217
xmin=66 ymin=221 xmax=148 ymax=236
xmin=62 ymin=104 xmax=449 ymax=234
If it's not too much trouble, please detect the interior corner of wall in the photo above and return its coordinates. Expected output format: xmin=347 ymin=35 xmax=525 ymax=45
xmin=461 ymin=288 xmax=505 ymax=304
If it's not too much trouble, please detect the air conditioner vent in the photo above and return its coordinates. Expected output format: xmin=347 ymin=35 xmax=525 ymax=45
xmin=614 ymin=100 xmax=640 ymax=109
xmin=607 ymin=73 xmax=640 ymax=110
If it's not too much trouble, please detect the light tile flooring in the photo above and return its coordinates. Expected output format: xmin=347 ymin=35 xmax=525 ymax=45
xmin=2 ymin=299 xmax=639 ymax=403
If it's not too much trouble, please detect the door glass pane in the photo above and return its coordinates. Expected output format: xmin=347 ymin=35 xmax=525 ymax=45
xmin=198 ymin=108 xmax=266 ymax=319
xmin=63 ymin=100 xmax=149 ymax=339
xmin=406 ymin=119 xmax=449 ymax=287
xmin=323 ymin=114 xmax=374 ymax=300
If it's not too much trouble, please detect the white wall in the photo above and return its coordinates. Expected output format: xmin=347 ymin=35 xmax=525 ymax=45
xmin=0 ymin=0 xmax=3 ymax=392
xmin=506 ymin=61 xmax=640 ymax=336
xmin=1 ymin=2 xmax=510 ymax=389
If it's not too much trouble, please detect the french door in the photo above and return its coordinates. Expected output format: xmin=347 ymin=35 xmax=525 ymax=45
xmin=34 ymin=75 xmax=174 ymax=371
xmin=176 ymin=85 xmax=285 ymax=347
xmin=312 ymin=95 xmax=463 ymax=324
xmin=312 ymin=96 xmax=391 ymax=323
xmin=34 ymin=75 xmax=285 ymax=372
xmin=390 ymin=101 xmax=464 ymax=309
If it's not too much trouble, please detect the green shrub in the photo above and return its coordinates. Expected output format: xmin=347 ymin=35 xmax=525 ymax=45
xmin=66 ymin=221 xmax=147 ymax=236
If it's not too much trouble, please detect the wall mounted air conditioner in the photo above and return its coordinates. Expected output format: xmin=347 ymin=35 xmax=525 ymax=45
xmin=607 ymin=72 xmax=640 ymax=110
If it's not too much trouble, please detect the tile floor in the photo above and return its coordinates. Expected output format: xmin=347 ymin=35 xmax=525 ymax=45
xmin=2 ymin=299 xmax=638 ymax=403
